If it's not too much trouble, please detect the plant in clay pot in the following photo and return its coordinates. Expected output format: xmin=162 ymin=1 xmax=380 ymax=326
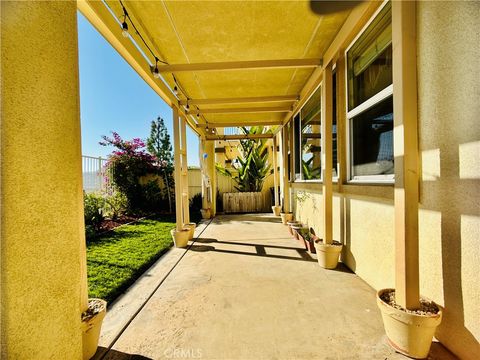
xmin=290 ymin=223 xmax=304 ymax=240
xmin=280 ymin=211 xmax=293 ymax=225
xmin=286 ymin=220 xmax=301 ymax=236
xmin=200 ymin=208 xmax=211 ymax=219
xmin=377 ymin=289 xmax=441 ymax=359
xmin=82 ymin=298 xmax=107 ymax=360
xmin=303 ymin=232 xmax=317 ymax=254
xmin=314 ymin=237 xmax=342 ymax=269
xmin=271 ymin=205 xmax=281 ymax=216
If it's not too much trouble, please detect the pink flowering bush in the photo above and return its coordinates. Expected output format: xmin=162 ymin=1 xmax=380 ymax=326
xmin=100 ymin=132 xmax=162 ymax=212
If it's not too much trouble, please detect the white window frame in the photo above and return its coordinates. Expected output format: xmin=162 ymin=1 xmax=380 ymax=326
xmin=345 ymin=0 xmax=394 ymax=184
xmin=294 ymin=83 xmax=323 ymax=183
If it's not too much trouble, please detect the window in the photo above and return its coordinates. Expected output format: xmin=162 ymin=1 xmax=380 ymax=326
xmin=332 ymin=70 xmax=338 ymax=179
xmin=300 ymin=86 xmax=322 ymax=181
xmin=346 ymin=1 xmax=393 ymax=182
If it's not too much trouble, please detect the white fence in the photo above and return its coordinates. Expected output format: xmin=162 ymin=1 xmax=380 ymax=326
xmin=82 ymin=155 xmax=109 ymax=193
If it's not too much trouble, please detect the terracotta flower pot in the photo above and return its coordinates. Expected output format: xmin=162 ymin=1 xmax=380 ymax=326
xmin=200 ymin=208 xmax=211 ymax=219
xmin=280 ymin=212 xmax=293 ymax=225
xmin=272 ymin=205 xmax=281 ymax=216
xmin=82 ymin=298 xmax=107 ymax=360
xmin=171 ymin=228 xmax=190 ymax=248
xmin=291 ymin=224 xmax=303 ymax=240
xmin=304 ymin=235 xmax=317 ymax=254
xmin=314 ymin=240 xmax=343 ymax=269
xmin=377 ymin=289 xmax=442 ymax=359
xmin=184 ymin=222 xmax=196 ymax=240
xmin=287 ymin=221 xmax=301 ymax=236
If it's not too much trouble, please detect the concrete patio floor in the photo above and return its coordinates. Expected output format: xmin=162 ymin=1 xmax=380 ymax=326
xmin=95 ymin=214 xmax=456 ymax=360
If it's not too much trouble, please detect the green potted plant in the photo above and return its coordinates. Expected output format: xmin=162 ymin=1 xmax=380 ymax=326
xmin=82 ymin=298 xmax=107 ymax=360
xmin=286 ymin=220 xmax=301 ymax=236
xmin=301 ymin=231 xmax=317 ymax=254
xmin=280 ymin=211 xmax=293 ymax=224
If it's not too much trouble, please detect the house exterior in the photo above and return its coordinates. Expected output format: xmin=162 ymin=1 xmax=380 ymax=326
xmin=1 ymin=1 xmax=478 ymax=359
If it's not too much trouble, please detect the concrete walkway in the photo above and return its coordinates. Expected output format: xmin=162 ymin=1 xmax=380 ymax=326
xmin=95 ymin=214 xmax=456 ymax=360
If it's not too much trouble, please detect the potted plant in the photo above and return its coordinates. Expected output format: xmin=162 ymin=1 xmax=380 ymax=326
xmin=286 ymin=220 xmax=301 ymax=236
xmin=271 ymin=205 xmax=281 ymax=216
xmin=82 ymin=298 xmax=107 ymax=360
xmin=184 ymin=222 xmax=196 ymax=240
xmin=298 ymin=229 xmax=319 ymax=254
xmin=280 ymin=212 xmax=293 ymax=225
xmin=171 ymin=228 xmax=190 ymax=247
xmin=376 ymin=289 xmax=442 ymax=358
xmin=290 ymin=223 xmax=304 ymax=240
xmin=314 ymin=238 xmax=343 ymax=269
xmin=200 ymin=208 xmax=211 ymax=219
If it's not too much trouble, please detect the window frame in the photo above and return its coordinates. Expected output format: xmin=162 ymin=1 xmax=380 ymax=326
xmin=344 ymin=0 xmax=394 ymax=184
xmin=292 ymin=83 xmax=323 ymax=183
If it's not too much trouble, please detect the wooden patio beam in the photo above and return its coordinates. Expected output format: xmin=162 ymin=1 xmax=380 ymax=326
xmin=180 ymin=95 xmax=298 ymax=106
xmin=196 ymin=121 xmax=283 ymax=128
xmin=187 ymin=106 xmax=291 ymax=115
xmin=159 ymin=58 xmax=322 ymax=73
xmin=205 ymin=134 xmax=273 ymax=141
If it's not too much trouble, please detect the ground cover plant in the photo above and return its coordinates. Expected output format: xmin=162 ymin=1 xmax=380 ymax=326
xmin=87 ymin=216 xmax=175 ymax=303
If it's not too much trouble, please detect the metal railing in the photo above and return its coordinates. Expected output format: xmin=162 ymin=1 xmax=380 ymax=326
xmin=82 ymin=155 xmax=114 ymax=193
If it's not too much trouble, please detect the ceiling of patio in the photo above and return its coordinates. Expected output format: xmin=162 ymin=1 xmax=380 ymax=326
xmin=103 ymin=1 xmax=351 ymax=129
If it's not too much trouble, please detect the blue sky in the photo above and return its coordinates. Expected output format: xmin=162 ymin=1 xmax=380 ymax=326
xmin=77 ymin=12 xmax=199 ymax=166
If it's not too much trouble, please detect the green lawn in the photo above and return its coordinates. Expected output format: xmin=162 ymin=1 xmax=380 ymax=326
xmin=87 ymin=216 xmax=176 ymax=304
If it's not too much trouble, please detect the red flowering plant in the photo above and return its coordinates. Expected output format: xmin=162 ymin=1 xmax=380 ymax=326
xmin=100 ymin=132 xmax=161 ymax=212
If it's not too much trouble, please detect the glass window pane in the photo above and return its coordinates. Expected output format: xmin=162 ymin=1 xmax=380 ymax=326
xmin=301 ymin=87 xmax=321 ymax=180
xmin=351 ymin=97 xmax=394 ymax=177
xmin=347 ymin=2 xmax=392 ymax=110
xmin=332 ymin=71 xmax=338 ymax=178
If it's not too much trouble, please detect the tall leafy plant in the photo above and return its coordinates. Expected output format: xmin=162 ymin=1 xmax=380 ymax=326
xmin=216 ymin=126 xmax=271 ymax=192
xmin=146 ymin=117 xmax=175 ymax=212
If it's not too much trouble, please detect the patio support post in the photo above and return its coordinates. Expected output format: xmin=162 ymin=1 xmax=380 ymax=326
xmin=321 ymin=65 xmax=334 ymax=244
xmin=206 ymin=140 xmax=216 ymax=216
xmin=281 ymin=126 xmax=291 ymax=213
xmin=180 ymin=114 xmax=190 ymax=224
xmin=173 ymin=106 xmax=184 ymax=231
xmin=199 ymin=138 xmax=209 ymax=210
xmin=273 ymin=137 xmax=279 ymax=207
xmin=1 ymin=1 xmax=85 ymax=357
xmin=392 ymin=0 xmax=420 ymax=310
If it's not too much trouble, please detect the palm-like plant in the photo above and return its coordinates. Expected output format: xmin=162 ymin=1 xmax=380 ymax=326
xmin=216 ymin=126 xmax=272 ymax=192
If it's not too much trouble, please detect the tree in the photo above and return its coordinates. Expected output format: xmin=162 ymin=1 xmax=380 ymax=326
xmin=146 ymin=117 xmax=174 ymax=212
xmin=216 ymin=126 xmax=272 ymax=192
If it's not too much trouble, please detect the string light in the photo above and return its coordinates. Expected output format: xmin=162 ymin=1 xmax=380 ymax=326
xmin=121 ymin=7 xmax=129 ymax=37
xmin=152 ymin=57 xmax=161 ymax=79
xmin=173 ymin=85 xmax=178 ymax=95
xmin=186 ymin=100 xmax=190 ymax=111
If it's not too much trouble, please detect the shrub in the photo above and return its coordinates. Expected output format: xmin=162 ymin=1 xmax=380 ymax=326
xmin=100 ymin=132 xmax=160 ymax=212
xmin=103 ymin=192 xmax=127 ymax=220
xmin=84 ymin=193 xmax=105 ymax=231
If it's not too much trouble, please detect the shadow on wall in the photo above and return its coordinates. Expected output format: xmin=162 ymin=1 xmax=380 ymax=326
xmin=416 ymin=1 xmax=480 ymax=357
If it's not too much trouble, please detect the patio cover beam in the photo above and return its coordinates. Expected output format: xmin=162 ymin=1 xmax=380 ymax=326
xmin=196 ymin=121 xmax=283 ymax=128
xmin=187 ymin=106 xmax=291 ymax=115
xmin=159 ymin=58 xmax=322 ymax=73
xmin=180 ymin=95 xmax=297 ymax=106
xmin=205 ymin=134 xmax=273 ymax=141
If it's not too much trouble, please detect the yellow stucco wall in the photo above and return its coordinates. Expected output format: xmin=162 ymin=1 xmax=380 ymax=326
xmin=416 ymin=1 xmax=480 ymax=357
xmin=294 ymin=2 xmax=479 ymax=359
xmin=1 ymin=2 xmax=85 ymax=358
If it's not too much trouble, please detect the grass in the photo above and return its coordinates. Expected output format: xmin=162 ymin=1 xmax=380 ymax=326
xmin=87 ymin=215 xmax=177 ymax=304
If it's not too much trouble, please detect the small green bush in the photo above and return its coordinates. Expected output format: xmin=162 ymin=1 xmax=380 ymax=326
xmin=84 ymin=193 xmax=105 ymax=230
xmin=103 ymin=192 xmax=127 ymax=220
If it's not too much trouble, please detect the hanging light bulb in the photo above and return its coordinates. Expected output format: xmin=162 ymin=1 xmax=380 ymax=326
xmin=173 ymin=85 xmax=178 ymax=95
xmin=196 ymin=112 xmax=200 ymax=118
xmin=186 ymin=101 xmax=190 ymax=111
xmin=122 ymin=20 xmax=129 ymax=37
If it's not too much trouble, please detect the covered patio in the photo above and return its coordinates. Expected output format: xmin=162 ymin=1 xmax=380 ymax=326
xmin=1 ymin=1 xmax=478 ymax=359
xmin=95 ymin=214 xmax=453 ymax=360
